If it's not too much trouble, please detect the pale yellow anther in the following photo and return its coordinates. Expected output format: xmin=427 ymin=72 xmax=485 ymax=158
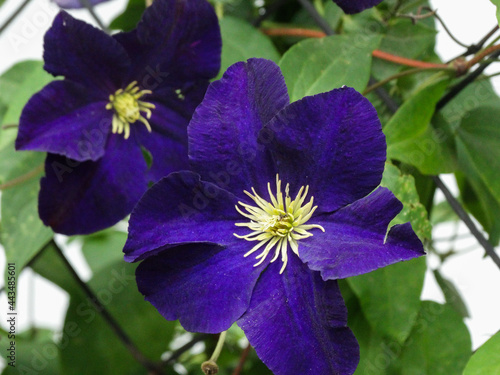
xmin=106 ymin=81 xmax=156 ymax=139
xmin=234 ymin=175 xmax=325 ymax=274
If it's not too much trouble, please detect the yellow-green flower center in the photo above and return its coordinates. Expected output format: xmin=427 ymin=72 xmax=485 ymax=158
xmin=105 ymin=81 xmax=155 ymax=139
xmin=234 ymin=175 xmax=325 ymax=274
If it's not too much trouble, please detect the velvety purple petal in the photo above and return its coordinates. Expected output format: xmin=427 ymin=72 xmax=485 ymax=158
xmin=238 ymin=255 xmax=359 ymax=375
xmin=135 ymin=241 xmax=265 ymax=333
xmin=113 ymin=0 xmax=221 ymax=84
xmin=189 ymin=59 xmax=289 ymax=195
xmin=334 ymin=0 xmax=383 ymax=14
xmin=299 ymin=187 xmax=425 ymax=280
xmin=16 ymin=80 xmax=110 ymax=162
xmin=266 ymin=86 xmax=385 ymax=213
xmin=132 ymin=79 xmax=208 ymax=183
xmin=39 ymin=135 xmax=148 ymax=235
xmin=52 ymin=0 xmax=110 ymax=9
xmin=149 ymin=78 xmax=209 ymax=120
xmin=44 ymin=11 xmax=130 ymax=93
xmin=124 ymin=171 xmax=241 ymax=262
xmin=134 ymin=101 xmax=191 ymax=182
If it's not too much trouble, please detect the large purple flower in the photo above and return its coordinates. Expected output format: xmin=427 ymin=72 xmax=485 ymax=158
xmin=52 ymin=0 xmax=111 ymax=9
xmin=334 ymin=0 xmax=383 ymax=14
xmin=16 ymin=0 xmax=221 ymax=235
xmin=123 ymin=58 xmax=424 ymax=374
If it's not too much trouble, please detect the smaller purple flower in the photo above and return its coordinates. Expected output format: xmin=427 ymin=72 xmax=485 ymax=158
xmin=52 ymin=0 xmax=111 ymax=9
xmin=16 ymin=0 xmax=221 ymax=235
xmin=334 ymin=0 xmax=383 ymax=14
xmin=124 ymin=58 xmax=425 ymax=375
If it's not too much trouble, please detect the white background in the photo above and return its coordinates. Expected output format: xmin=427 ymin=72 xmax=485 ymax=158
xmin=0 ymin=0 xmax=499 ymax=365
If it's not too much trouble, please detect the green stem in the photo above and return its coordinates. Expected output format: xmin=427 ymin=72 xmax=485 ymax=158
xmin=210 ymin=331 xmax=227 ymax=362
xmin=201 ymin=331 xmax=227 ymax=374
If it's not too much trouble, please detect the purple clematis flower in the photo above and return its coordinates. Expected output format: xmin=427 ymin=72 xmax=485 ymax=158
xmin=16 ymin=0 xmax=221 ymax=235
xmin=51 ymin=0 xmax=111 ymax=9
xmin=334 ymin=0 xmax=383 ymax=14
xmin=123 ymin=58 xmax=424 ymax=375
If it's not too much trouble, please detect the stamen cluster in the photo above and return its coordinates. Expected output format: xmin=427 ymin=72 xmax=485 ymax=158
xmin=234 ymin=175 xmax=325 ymax=273
xmin=106 ymin=81 xmax=156 ymax=139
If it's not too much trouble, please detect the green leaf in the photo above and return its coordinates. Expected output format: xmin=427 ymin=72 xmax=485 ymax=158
xmin=140 ymin=145 xmax=153 ymax=169
xmin=491 ymin=0 xmax=500 ymax=26
xmin=385 ymin=75 xmax=457 ymax=174
xmin=0 ymin=61 xmax=52 ymax=152
xmin=0 ymin=60 xmax=53 ymax=132
xmin=456 ymin=160 xmax=500 ymax=245
xmin=440 ymin=79 xmax=500 ymax=130
xmin=407 ymin=167 xmax=436 ymax=216
xmin=347 ymin=257 xmax=426 ymax=344
xmin=109 ymin=0 xmax=145 ymax=31
xmin=388 ymin=126 xmax=457 ymax=174
xmin=290 ymin=1 xmax=341 ymax=30
xmin=381 ymin=163 xmax=432 ymax=241
xmin=464 ymin=330 xmax=500 ymax=375
xmin=456 ymin=106 xmax=500 ymax=203
xmin=1 ymin=329 xmax=61 ymax=375
xmin=454 ymin=108 xmax=500 ymax=243
xmin=384 ymin=75 xmax=449 ymax=145
xmin=430 ymin=200 xmax=458 ymax=225
xmin=218 ymin=16 xmax=280 ymax=80
xmin=323 ymin=1 xmax=343 ymax=29
xmin=60 ymin=260 xmax=176 ymax=374
xmin=388 ymin=301 xmax=471 ymax=375
xmin=0 ymin=61 xmax=54 ymax=277
xmin=81 ymin=229 xmax=127 ymax=273
xmin=1 ymin=150 xmax=52 ymax=275
xmin=279 ymin=34 xmax=381 ymax=102
xmin=372 ymin=19 xmax=437 ymax=80
xmin=339 ymin=280 xmax=397 ymax=375
xmin=342 ymin=7 xmax=384 ymax=35
xmin=433 ymin=269 xmax=469 ymax=318
xmin=30 ymin=242 xmax=80 ymax=295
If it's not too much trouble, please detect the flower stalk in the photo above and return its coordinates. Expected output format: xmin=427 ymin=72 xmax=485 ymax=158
xmin=201 ymin=331 xmax=227 ymax=374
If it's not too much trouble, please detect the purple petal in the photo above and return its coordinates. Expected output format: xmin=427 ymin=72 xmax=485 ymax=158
xmin=237 ymin=255 xmax=359 ymax=375
xmin=132 ymin=80 xmax=209 ymax=183
xmin=299 ymin=187 xmax=425 ymax=280
xmin=189 ymin=58 xmax=289 ymax=195
xmin=52 ymin=0 xmax=111 ymax=9
xmin=135 ymin=242 xmax=264 ymax=333
xmin=149 ymin=79 xmax=209 ymax=120
xmin=39 ymin=135 xmax=148 ymax=235
xmin=124 ymin=171 xmax=241 ymax=262
xmin=266 ymin=86 xmax=385 ymax=213
xmin=333 ymin=0 xmax=383 ymax=14
xmin=16 ymin=80 xmax=110 ymax=161
xmin=44 ymin=11 xmax=130 ymax=93
xmin=135 ymin=101 xmax=191 ymax=182
xmin=113 ymin=0 xmax=221 ymax=84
